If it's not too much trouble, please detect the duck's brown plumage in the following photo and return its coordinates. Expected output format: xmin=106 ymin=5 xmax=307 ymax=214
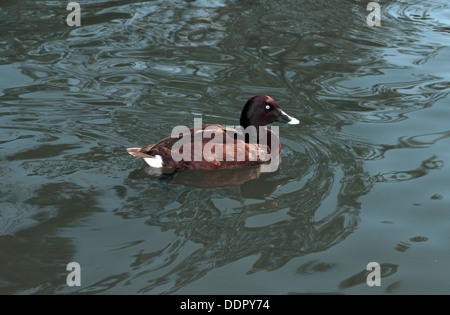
xmin=127 ymin=95 xmax=299 ymax=171
xmin=127 ymin=124 xmax=277 ymax=170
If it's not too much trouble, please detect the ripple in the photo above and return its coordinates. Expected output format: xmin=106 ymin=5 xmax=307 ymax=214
xmin=430 ymin=194 xmax=443 ymax=200
xmin=296 ymin=260 xmax=337 ymax=275
xmin=395 ymin=241 xmax=411 ymax=253
xmin=398 ymin=131 xmax=450 ymax=149
xmin=410 ymin=236 xmax=429 ymax=242
xmin=370 ymin=155 xmax=443 ymax=184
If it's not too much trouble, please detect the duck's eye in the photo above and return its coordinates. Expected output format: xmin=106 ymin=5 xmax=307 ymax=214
xmin=265 ymin=105 xmax=271 ymax=110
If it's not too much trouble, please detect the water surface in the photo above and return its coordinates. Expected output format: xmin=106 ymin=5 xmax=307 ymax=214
xmin=0 ymin=0 xmax=449 ymax=294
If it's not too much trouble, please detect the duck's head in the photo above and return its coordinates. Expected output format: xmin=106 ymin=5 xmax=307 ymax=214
xmin=239 ymin=95 xmax=300 ymax=128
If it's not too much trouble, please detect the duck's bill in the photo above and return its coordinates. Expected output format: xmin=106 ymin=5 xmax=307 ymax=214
xmin=276 ymin=110 xmax=300 ymax=125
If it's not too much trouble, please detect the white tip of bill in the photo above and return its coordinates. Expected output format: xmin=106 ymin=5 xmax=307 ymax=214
xmin=144 ymin=155 xmax=163 ymax=168
xmin=288 ymin=117 xmax=300 ymax=125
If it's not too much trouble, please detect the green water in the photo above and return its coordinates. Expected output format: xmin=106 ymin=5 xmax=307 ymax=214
xmin=0 ymin=0 xmax=449 ymax=294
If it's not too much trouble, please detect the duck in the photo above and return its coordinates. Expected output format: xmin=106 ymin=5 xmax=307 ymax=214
xmin=127 ymin=95 xmax=299 ymax=172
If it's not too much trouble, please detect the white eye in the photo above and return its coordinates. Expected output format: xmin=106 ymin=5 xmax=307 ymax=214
xmin=265 ymin=105 xmax=270 ymax=110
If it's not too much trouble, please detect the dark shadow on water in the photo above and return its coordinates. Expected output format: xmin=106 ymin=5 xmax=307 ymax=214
xmin=128 ymin=163 xmax=281 ymax=199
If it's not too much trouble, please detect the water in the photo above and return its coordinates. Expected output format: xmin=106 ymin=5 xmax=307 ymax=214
xmin=0 ymin=0 xmax=449 ymax=294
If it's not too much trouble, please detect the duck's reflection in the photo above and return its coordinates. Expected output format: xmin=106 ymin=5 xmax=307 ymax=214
xmin=129 ymin=163 xmax=281 ymax=199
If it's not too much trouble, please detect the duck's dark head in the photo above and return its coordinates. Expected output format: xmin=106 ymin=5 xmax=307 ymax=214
xmin=240 ymin=95 xmax=299 ymax=128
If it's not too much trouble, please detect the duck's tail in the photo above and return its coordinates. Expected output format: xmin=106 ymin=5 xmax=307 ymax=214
xmin=127 ymin=146 xmax=164 ymax=168
xmin=127 ymin=147 xmax=154 ymax=158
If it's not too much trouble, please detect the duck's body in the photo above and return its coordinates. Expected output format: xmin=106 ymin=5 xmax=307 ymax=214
xmin=127 ymin=95 xmax=299 ymax=171
xmin=127 ymin=123 xmax=277 ymax=170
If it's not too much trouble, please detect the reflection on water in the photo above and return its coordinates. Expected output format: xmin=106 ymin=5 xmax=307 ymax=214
xmin=0 ymin=0 xmax=449 ymax=294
